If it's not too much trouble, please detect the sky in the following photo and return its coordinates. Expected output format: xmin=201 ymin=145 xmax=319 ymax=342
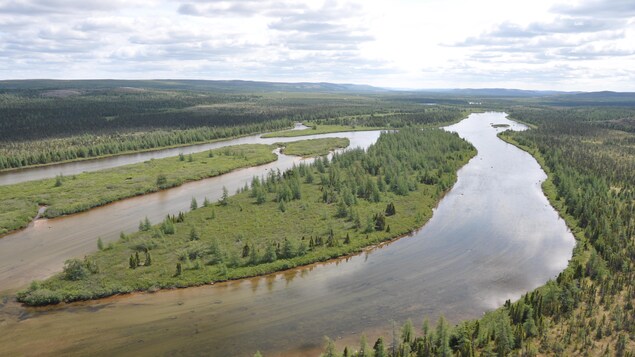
xmin=0 ymin=0 xmax=634 ymax=91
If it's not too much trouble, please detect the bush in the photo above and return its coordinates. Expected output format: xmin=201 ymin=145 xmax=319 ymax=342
xmin=63 ymin=259 xmax=89 ymax=281
xmin=18 ymin=288 xmax=62 ymax=306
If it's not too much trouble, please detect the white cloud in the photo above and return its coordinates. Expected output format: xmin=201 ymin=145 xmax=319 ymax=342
xmin=0 ymin=0 xmax=633 ymax=90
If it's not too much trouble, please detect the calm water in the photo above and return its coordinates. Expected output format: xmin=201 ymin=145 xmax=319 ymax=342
xmin=0 ymin=113 xmax=575 ymax=357
xmin=0 ymin=131 xmax=381 ymax=291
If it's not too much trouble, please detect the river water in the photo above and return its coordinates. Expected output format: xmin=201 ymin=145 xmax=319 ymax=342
xmin=0 ymin=130 xmax=381 ymax=291
xmin=0 ymin=112 xmax=575 ymax=356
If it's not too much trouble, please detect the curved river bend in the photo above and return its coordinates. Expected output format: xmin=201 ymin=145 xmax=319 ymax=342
xmin=0 ymin=131 xmax=381 ymax=291
xmin=0 ymin=113 xmax=575 ymax=357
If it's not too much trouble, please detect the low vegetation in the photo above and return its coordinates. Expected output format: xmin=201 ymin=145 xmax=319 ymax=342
xmin=262 ymin=124 xmax=383 ymax=138
xmin=17 ymin=128 xmax=475 ymax=306
xmin=0 ymin=144 xmax=276 ymax=236
xmin=0 ymin=137 xmax=352 ymax=236
xmin=280 ymin=138 xmax=350 ymax=156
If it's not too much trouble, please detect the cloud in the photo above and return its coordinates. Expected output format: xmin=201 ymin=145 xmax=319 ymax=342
xmin=176 ymin=1 xmax=306 ymax=17
xmin=552 ymin=0 xmax=635 ymax=18
xmin=0 ymin=0 xmax=634 ymax=90
xmin=0 ymin=0 xmax=142 ymax=15
xmin=449 ymin=4 xmax=633 ymax=64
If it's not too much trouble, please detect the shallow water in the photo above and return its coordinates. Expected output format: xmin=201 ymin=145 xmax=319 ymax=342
xmin=0 ymin=113 xmax=575 ymax=357
xmin=0 ymin=131 xmax=381 ymax=292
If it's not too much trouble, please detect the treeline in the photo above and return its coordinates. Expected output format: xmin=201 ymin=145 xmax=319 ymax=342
xmin=510 ymin=106 xmax=635 ymax=132
xmin=18 ymin=128 xmax=475 ymax=306
xmin=312 ymin=106 xmax=467 ymax=128
xmin=0 ymin=120 xmax=290 ymax=170
xmin=0 ymin=88 xmax=468 ymax=169
xmin=323 ymin=106 xmax=635 ymax=356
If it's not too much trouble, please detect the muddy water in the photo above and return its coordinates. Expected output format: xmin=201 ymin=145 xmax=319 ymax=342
xmin=0 ymin=123 xmax=339 ymax=186
xmin=0 ymin=113 xmax=575 ymax=357
xmin=0 ymin=131 xmax=381 ymax=292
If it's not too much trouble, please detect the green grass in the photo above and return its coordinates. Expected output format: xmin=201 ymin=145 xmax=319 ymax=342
xmin=279 ymin=138 xmax=350 ymax=156
xmin=262 ymin=124 xmax=384 ymax=138
xmin=0 ymin=145 xmax=277 ymax=236
xmin=17 ymin=131 xmax=476 ymax=306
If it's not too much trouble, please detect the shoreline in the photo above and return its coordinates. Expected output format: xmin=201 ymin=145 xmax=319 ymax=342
xmin=15 ymin=156 xmax=470 ymax=307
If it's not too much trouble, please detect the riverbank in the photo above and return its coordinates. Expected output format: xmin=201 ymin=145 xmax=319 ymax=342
xmin=262 ymin=124 xmax=384 ymax=138
xmin=279 ymin=137 xmax=350 ymax=156
xmin=0 ymin=144 xmax=276 ymax=237
xmin=17 ymin=128 xmax=476 ymax=306
xmin=0 ymin=138 xmax=350 ymax=237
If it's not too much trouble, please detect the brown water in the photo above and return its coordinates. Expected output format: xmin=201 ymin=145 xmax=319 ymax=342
xmin=0 ymin=113 xmax=575 ymax=357
xmin=0 ymin=131 xmax=381 ymax=292
xmin=0 ymin=123 xmax=320 ymax=186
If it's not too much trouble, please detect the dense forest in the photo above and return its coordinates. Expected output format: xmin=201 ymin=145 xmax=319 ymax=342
xmin=0 ymin=84 xmax=467 ymax=170
xmin=319 ymin=105 xmax=635 ymax=356
xmin=17 ymin=128 xmax=475 ymax=305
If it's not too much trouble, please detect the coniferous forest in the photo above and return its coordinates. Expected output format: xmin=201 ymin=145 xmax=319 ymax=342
xmin=320 ymin=104 xmax=635 ymax=356
xmin=0 ymin=82 xmax=466 ymax=170
xmin=1 ymin=80 xmax=634 ymax=356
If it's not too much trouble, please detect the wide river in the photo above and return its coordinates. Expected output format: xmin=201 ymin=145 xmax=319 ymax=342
xmin=0 ymin=112 xmax=575 ymax=356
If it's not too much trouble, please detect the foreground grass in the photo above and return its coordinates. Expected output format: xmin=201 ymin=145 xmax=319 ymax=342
xmin=18 ymin=129 xmax=475 ymax=306
xmin=280 ymin=138 xmax=350 ymax=156
xmin=262 ymin=124 xmax=384 ymax=138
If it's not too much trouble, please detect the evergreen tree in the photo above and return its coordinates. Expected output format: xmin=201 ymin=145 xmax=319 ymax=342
xmin=373 ymin=337 xmax=386 ymax=357
xmin=189 ymin=227 xmax=199 ymax=241
xmin=220 ymin=186 xmax=229 ymax=206
xmin=190 ymin=197 xmax=198 ymax=210
xmin=435 ymin=316 xmax=452 ymax=357
xmin=264 ymin=242 xmax=277 ymax=263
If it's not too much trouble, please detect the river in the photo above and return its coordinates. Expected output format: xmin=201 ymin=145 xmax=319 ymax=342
xmin=0 ymin=112 xmax=575 ymax=356
xmin=0 ymin=130 xmax=381 ymax=292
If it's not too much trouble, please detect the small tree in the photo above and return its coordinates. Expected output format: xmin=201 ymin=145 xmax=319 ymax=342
xmin=178 ymin=153 xmax=185 ymax=161
xmin=175 ymin=262 xmax=182 ymax=276
xmin=161 ymin=218 xmax=175 ymax=235
xmin=385 ymin=202 xmax=396 ymax=216
xmin=129 ymin=254 xmax=137 ymax=269
xmin=219 ymin=186 xmax=229 ymax=206
xmin=97 ymin=237 xmax=104 ymax=251
xmin=54 ymin=174 xmax=63 ymax=187
xmin=203 ymin=197 xmax=210 ymax=207
xmin=189 ymin=227 xmax=199 ymax=241
xmin=63 ymin=259 xmax=89 ymax=280
xmin=264 ymin=242 xmax=277 ymax=263
xmin=156 ymin=174 xmax=168 ymax=187
xmin=373 ymin=337 xmax=386 ymax=357
xmin=374 ymin=212 xmax=386 ymax=231
xmin=144 ymin=252 xmax=152 ymax=266
xmin=190 ymin=197 xmax=198 ymax=210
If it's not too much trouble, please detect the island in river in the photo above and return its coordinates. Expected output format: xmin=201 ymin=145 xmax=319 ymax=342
xmin=17 ymin=128 xmax=475 ymax=306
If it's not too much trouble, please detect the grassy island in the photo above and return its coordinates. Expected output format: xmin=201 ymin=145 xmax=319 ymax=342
xmin=280 ymin=137 xmax=350 ymax=156
xmin=0 ymin=137 xmax=350 ymax=236
xmin=18 ymin=129 xmax=476 ymax=306
xmin=262 ymin=124 xmax=384 ymax=138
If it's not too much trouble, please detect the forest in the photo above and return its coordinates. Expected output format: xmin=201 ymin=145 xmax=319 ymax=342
xmin=16 ymin=128 xmax=476 ymax=306
xmin=317 ymin=105 xmax=635 ymax=356
xmin=0 ymin=85 xmax=467 ymax=170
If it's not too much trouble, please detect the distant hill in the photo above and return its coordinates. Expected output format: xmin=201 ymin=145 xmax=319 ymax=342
xmin=0 ymin=79 xmax=387 ymax=93
xmin=416 ymin=88 xmax=575 ymax=97
xmin=546 ymin=91 xmax=635 ymax=106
